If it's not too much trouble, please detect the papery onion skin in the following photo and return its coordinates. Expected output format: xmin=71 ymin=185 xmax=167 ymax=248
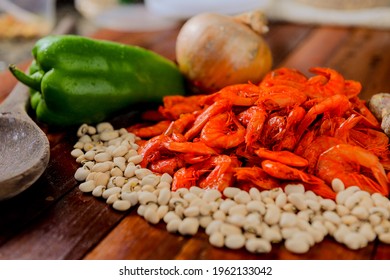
xmin=176 ymin=12 xmax=273 ymax=93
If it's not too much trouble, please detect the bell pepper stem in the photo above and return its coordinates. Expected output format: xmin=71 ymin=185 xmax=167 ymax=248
xmin=9 ymin=64 xmax=42 ymax=92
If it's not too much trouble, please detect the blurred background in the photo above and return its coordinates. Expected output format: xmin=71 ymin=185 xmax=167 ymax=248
xmin=0 ymin=0 xmax=389 ymax=72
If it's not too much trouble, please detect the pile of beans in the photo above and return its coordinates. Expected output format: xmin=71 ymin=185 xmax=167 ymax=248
xmin=71 ymin=122 xmax=390 ymax=254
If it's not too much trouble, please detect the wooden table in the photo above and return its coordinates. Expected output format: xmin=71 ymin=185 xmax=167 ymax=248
xmin=0 ymin=20 xmax=389 ymax=260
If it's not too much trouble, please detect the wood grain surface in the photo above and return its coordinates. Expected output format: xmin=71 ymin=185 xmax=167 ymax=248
xmin=0 ymin=21 xmax=389 ymax=260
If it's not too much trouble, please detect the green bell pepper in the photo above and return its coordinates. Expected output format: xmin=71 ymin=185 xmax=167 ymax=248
xmin=9 ymin=35 xmax=185 ymax=126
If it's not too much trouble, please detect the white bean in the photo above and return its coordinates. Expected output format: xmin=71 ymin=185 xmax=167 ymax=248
xmin=206 ymin=220 xmax=223 ymax=235
xmin=166 ymin=219 xmax=181 ymax=233
xmin=284 ymin=184 xmax=305 ymax=195
xmin=220 ymin=223 xmax=242 ymax=236
xmin=343 ymin=232 xmax=367 ymax=250
xmin=92 ymin=185 xmax=105 ymax=197
xmin=144 ymin=205 xmax=160 ymax=224
xmin=288 ymin=193 xmax=307 ymax=211
xmin=248 ymin=187 xmax=261 ymax=201
xmin=323 ymin=211 xmax=342 ymax=225
xmin=184 ymin=206 xmax=200 ymax=217
xmin=378 ymin=232 xmax=390 ymax=244
xmin=279 ymin=212 xmax=298 ymax=228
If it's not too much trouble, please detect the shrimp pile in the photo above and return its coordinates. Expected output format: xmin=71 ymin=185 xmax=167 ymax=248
xmin=128 ymin=67 xmax=390 ymax=200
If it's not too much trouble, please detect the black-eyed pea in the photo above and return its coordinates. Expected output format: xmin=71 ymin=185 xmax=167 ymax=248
xmin=284 ymin=184 xmax=305 ymax=195
xmin=141 ymin=174 xmax=160 ymax=187
xmin=344 ymin=232 xmax=367 ymax=250
xmin=279 ymin=212 xmax=298 ymax=228
xmin=94 ymin=152 xmax=112 ymax=162
xmin=311 ymin=220 xmax=328 ymax=236
xmin=135 ymin=168 xmax=153 ymax=179
xmin=248 ymin=187 xmax=261 ymax=201
xmin=223 ymin=187 xmax=240 ymax=199
xmin=79 ymin=180 xmax=95 ymax=193
xmin=157 ymin=181 xmax=171 ymax=190
xmin=323 ymin=210 xmax=342 ymax=225
xmin=341 ymin=215 xmax=359 ymax=226
xmin=202 ymin=189 xmax=222 ymax=203
xmin=234 ymin=190 xmax=251 ymax=204
xmin=324 ymin=220 xmax=337 ymax=235
xmin=331 ymin=178 xmax=345 ymax=193
xmin=219 ymin=199 xmax=237 ymax=213
xmin=220 ymin=223 xmax=242 ymax=236
xmin=110 ymin=166 xmax=123 ymax=177
xmin=91 ymin=162 xmax=111 ymax=173
xmin=275 ymin=192 xmax=287 ymax=208
xmin=79 ymin=134 xmax=92 ymax=143
xmin=228 ymin=204 xmax=248 ymax=216
xmin=121 ymin=192 xmax=138 ymax=206
xmin=306 ymin=199 xmax=321 ymax=212
xmin=336 ymin=205 xmax=350 ymax=216
xmin=144 ymin=204 xmax=160 ymax=224
xmin=74 ymin=166 xmax=90 ymax=181
xmin=112 ymin=199 xmax=131 ymax=211
xmin=297 ymin=209 xmax=313 ymax=222
xmin=320 ymin=199 xmax=336 ymax=211
xmin=176 ymin=188 xmax=189 ymax=198
xmin=369 ymin=206 xmax=389 ymax=220
xmin=169 ymin=197 xmax=188 ymax=209
xmin=358 ymin=222 xmax=376 ymax=242
xmin=174 ymin=204 xmax=185 ymax=218
xmin=243 ymin=222 xmax=262 ymax=236
xmin=71 ymin=148 xmax=84 ymax=158
xmin=96 ymin=122 xmax=114 ymax=133
xmin=76 ymin=154 xmax=86 ymax=163
xmin=213 ymin=210 xmax=226 ymax=221
xmin=113 ymin=157 xmax=127 ymax=171
xmin=158 ymin=188 xmax=171 ymax=206
xmin=199 ymin=203 xmax=213 ymax=216
xmin=102 ymin=187 xmax=121 ymax=199
xmin=184 ymin=206 xmax=200 ymax=217
xmin=264 ymin=204 xmax=280 ymax=225
xmin=205 ymin=220 xmax=223 ymax=235
xmin=371 ymin=192 xmax=389 ymax=207
xmin=106 ymin=193 xmax=120 ymax=204
xmin=128 ymin=155 xmax=143 ymax=165
xmin=73 ymin=141 xmax=84 ymax=150
xmin=112 ymin=145 xmax=128 ymax=157
xmin=124 ymin=162 xmax=137 ymax=178
xmin=138 ymin=191 xmax=157 ymax=205
xmin=245 ymin=238 xmax=272 ymax=253
xmin=225 ymin=234 xmax=245 ymax=250
xmin=369 ymin=213 xmax=382 ymax=226
xmin=178 ymin=217 xmax=199 ymax=235
xmin=246 ymin=200 xmax=266 ymax=214
xmin=157 ymin=205 xmax=169 ymax=219
xmin=141 ymin=184 xmax=155 ymax=193
xmin=281 ymin=227 xmax=299 ymax=239
xmin=163 ymin=211 xmax=181 ymax=224
xmin=288 ymin=193 xmax=307 ymax=211
xmin=284 ymin=235 xmax=310 ymax=254
xmin=209 ymin=231 xmax=224 ymax=248
xmin=378 ymin=232 xmax=390 ymax=244
xmin=189 ymin=186 xmax=203 ymax=196
xmin=226 ymin=214 xmax=246 ymax=228
xmin=166 ymin=219 xmax=181 ymax=233
xmin=262 ymin=225 xmax=282 ymax=243
xmin=282 ymin=203 xmax=296 ymax=213
xmin=84 ymin=150 xmax=96 ymax=161
xmin=100 ymin=130 xmax=119 ymax=142
xmin=262 ymin=197 xmax=275 ymax=205
xmin=92 ymin=185 xmax=105 ymax=197
xmin=199 ymin=216 xmax=213 ymax=228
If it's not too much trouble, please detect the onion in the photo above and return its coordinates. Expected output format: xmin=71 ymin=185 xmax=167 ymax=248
xmin=176 ymin=10 xmax=273 ymax=93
